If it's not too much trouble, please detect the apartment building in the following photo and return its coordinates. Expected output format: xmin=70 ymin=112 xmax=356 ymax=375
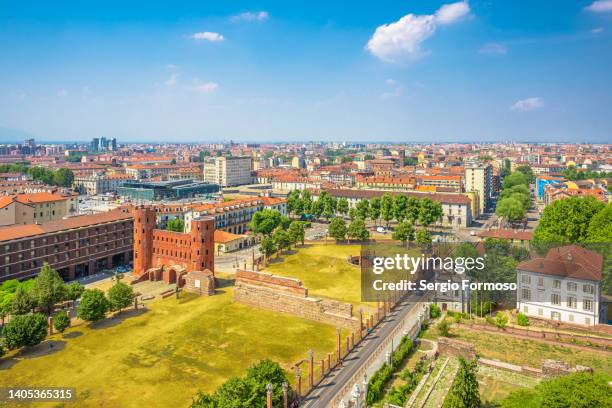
xmin=73 ymin=173 xmax=134 ymax=195
xmin=0 ymin=192 xmax=78 ymax=226
xmin=516 ymin=245 xmax=603 ymax=326
xmin=203 ymin=156 xmax=252 ymax=187
xmin=465 ymin=161 xmax=492 ymax=214
xmin=0 ymin=209 xmax=133 ymax=282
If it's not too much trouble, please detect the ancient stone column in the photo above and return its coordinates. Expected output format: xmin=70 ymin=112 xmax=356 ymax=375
xmin=346 ymin=336 xmax=350 ymax=354
xmin=266 ymin=383 xmax=273 ymax=408
xmin=320 ymin=359 xmax=325 ymax=378
xmin=48 ymin=316 xmax=53 ymax=335
xmin=308 ymin=349 xmax=314 ymax=388
xmin=358 ymin=308 xmax=364 ymax=340
xmin=327 ymin=353 xmax=331 ymax=372
xmin=351 ymin=332 xmax=355 ymax=349
xmin=282 ymin=382 xmax=288 ymax=408
xmin=295 ymin=367 xmax=301 ymax=399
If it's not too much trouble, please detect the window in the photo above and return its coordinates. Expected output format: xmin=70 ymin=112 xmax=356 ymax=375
xmin=551 ymin=293 xmax=561 ymax=305
xmin=551 ymin=311 xmax=561 ymax=320
xmin=568 ymin=314 xmax=574 ymax=322
xmin=521 ymin=288 xmax=531 ymax=301
xmin=538 ymin=308 xmax=543 ymax=316
xmin=583 ymin=284 xmax=594 ymax=295
xmin=584 ymin=299 xmax=593 ymax=311
xmin=553 ymin=280 xmax=561 ymax=289
xmin=567 ymin=296 xmax=577 ymax=309
xmin=521 ymin=274 xmax=531 ymax=284
xmin=567 ymin=282 xmax=577 ymax=291
xmin=538 ymin=277 xmax=544 ymax=286
xmin=523 ymin=306 xmax=528 ymax=313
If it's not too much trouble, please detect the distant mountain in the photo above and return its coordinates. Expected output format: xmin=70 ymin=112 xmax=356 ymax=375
xmin=0 ymin=126 xmax=37 ymax=143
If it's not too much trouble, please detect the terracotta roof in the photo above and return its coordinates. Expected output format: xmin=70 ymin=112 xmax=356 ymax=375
xmin=0 ymin=209 xmax=133 ymax=242
xmin=517 ymin=245 xmax=603 ymax=282
xmin=0 ymin=192 xmax=74 ymax=209
xmin=214 ymin=230 xmax=245 ymax=243
xmin=478 ymin=229 xmax=533 ymax=241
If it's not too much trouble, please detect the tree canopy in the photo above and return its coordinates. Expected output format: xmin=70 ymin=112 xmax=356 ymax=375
xmin=534 ymin=196 xmax=605 ymax=244
xmin=329 ymin=217 xmax=347 ymax=241
xmin=77 ymin=289 xmax=109 ymax=322
xmin=166 ymin=218 xmax=185 ymax=233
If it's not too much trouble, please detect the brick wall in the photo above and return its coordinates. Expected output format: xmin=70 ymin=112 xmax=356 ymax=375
xmin=234 ymin=270 xmax=359 ymax=329
xmin=438 ymin=337 xmax=477 ymax=360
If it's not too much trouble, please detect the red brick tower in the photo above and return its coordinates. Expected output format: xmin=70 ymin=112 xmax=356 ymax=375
xmin=133 ymin=206 xmax=156 ymax=276
xmin=190 ymin=216 xmax=215 ymax=273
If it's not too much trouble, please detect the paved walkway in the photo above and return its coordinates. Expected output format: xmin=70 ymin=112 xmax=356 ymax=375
xmin=301 ymin=294 xmax=428 ymax=407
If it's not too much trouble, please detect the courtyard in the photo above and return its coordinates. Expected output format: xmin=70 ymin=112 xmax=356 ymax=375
xmin=0 ymin=286 xmax=339 ymax=408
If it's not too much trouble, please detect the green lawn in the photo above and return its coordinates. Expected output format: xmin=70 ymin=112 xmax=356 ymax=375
xmin=264 ymin=244 xmax=365 ymax=306
xmin=478 ymin=364 xmax=540 ymax=403
xmin=0 ymin=288 xmax=338 ymax=408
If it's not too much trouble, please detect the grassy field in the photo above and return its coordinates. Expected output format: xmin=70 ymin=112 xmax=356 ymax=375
xmin=264 ymin=243 xmax=364 ymax=306
xmin=447 ymin=327 xmax=612 ymax=375
xmin=478 ymin=365 xmax=540 ymax=403
xmin=0 ymin=287 xmax=338 ymax=408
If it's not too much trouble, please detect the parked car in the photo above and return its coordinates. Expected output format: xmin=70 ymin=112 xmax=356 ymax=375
xmin=376 ymin=227 xmax=386 ymax=233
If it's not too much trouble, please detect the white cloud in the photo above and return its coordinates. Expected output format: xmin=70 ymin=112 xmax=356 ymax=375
xmin=591 ymin=27 xmax=605 ymax=34
xmin=193 ymin=82 xmax=219 ymax=93
xmin=190 ymin=32 xmax=224 ymax=42
xmin=230 ymin=11 xmax=269 ymax=23
xmin=366 ymin=1 xmax=470 ymax=62
xmin=585 ymin=1 xmax=612 ymax=12
xmin=435 ymin=1 xmax=470 ymax=24
xmin=57 ymin=89 xmax=68 ymax=97
xmin=510 ymin=97 xmax=544 ymax=112
xmin=478 ymin=42 xmax=507 ymax=55
xmin=165 ymin=73 xmax=179 ymax=86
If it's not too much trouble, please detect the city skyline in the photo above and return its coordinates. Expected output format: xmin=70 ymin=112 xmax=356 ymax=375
xmin=1 ymin=1 xmax=612 ymax=143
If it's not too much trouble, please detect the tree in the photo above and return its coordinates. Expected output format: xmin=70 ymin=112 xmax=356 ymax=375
xmin=430 ymin=303 xmax=441 ymax=319
xmin=587 ymin=203 xmax=612 ymax=242
xmin=416 ymin=228 xmax=432 ymax=249
xmin=279 ymin=215 xmax=292 ymax=230
xmin=393 ymin=195 xmax=408 ymax=222
xmin=166 ymin=218 xmax=184 ymax=232
xmin=3 ymin=313 xmax=48 ymax=349
xmin=249 ymin=209 xmax=282 ymax=236
xmin=348 ymin=219 xmax=369 ymax=241
xmin=77 ymin=289 xmax=109 ymax=322
xmin=381 ymin=194 xmax=394 ymax=227
xmin=403 ymin=157 xmax=418 ymax=166
xmin=191 ymin=359 xmax=292 ymax=408
xmin=52 ymin=168 xmax=74 ymax=187
xmin=438 ymin=318 xmax=451 ymax=337
xmin=534 ymin=196 xmax=605 ymax=244
xmin=369 ymin=197 xmax=381 ymax=225
xmin=53 ymin=310 xmax=71 ymax=333
xmin=65 ymin=282 xmax=85 ymax=304
xmin=355 ymin=199 xmax=370 ymax=220
xmin=495 ymin=197 xmax=527 ymax=224
xmin=503 ymin=172 xmax=528 ymax=189
xmin=287 ymin=221 xmax=305 ymax=247
xmin=286 ymin=190 xmax=301 ymax=216
xmin=310 ymin=198 xmax=324 ymax=220
xmin=259 ymin=236 xmax=276 ymax=264
xmin=11 ymin=286 xmax=35 ymax=315
xmin=405 ymin=197 xmax=420 ymax=224
xmin=500 ymin=372 xmax=611 ymax=408
xmin=418 ymin=198 xmax=443 ymax=228
xmin=392 ymin=222 xmax=415 ymax=247
xmin=348 ymin=207 xmax=358 ymax=221
xmin=30 ymin=263 xmax=66 ymax=316
xmin=443 ymin=358 xmax=480 ymax=408
xmin=272 ymin=228 xmax=291 ymax=255
xmin=329 ymin=217 xmax=347 ymax=242
xmin=515 ymin=165 xmax=535 ymax=184
xmin=337 ymin=198 xmax=349 ymax=217
xmin=107 ymin=281 xmax=134 ymax=313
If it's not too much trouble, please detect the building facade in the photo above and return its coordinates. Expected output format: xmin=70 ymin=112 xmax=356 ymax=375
xmin=465 ymin=161 xmax=492 ymax=214
xmin=516 ymin=245 xmax=603 ymax=326
xmin=204 ymin=156 xmax=252 ymax=187
xmin=0 ymin=209 xmax=133 ymax=282
xmin=0 ymin=192 xmax=78 ymax=226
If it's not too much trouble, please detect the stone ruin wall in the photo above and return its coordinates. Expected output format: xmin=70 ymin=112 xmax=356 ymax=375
xmin=234 ymin=270 xmax=359 ymax=330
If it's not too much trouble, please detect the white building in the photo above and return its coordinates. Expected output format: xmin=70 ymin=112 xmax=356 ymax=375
xmin=516 ymin=245 xmax=604 ymax=326
xmin=204 ymin=156 xmax=252 ymax=187
xmin=465 ymin=161 xmax=492 ymax=215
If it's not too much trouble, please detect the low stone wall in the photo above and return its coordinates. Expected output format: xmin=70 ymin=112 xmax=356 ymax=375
xmin=437 ymin=337 xmax=476 ymax=360
xmin=234 ymin=270 xmax=359 ymax=329
xmin=541 ymin=359 xmax=592 ymax=378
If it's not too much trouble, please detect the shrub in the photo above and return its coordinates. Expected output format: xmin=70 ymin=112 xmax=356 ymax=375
xmin=77 ymin=289 xmax=109 ymax=322
xmin=495 ymin=312 xmax=509 ymax=329
xmin=438 ymin=318 xmax=451 ymax=337
xmin=367 ymin=336 xmax=414 ymax=405
xmin=430 ymin=303 xmax=441 ymax=319
xmin=517 ymin=312 xmax=529 ymax=327
xmin=53 ymin=310 xmax=71 ymax=333
xmin=3 ymin=313 xmax=48 ymax=349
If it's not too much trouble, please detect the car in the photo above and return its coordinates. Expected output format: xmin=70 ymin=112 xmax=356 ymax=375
xmin=470 ymin=230 xmax=476 ymax=236
xmin=376 ymin=227 xmax=386 ymax=233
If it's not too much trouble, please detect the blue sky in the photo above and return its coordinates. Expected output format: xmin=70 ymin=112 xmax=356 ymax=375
xmin=1 ymin=0 xmax=611 ymax=143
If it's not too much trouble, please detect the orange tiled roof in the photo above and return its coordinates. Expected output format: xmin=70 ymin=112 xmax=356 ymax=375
xmin=214 ymin=230 xmax=245 ymax=243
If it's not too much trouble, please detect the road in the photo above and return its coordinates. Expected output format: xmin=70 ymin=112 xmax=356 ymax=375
xmin=301 ymin=294 xmax=426 ymax=408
